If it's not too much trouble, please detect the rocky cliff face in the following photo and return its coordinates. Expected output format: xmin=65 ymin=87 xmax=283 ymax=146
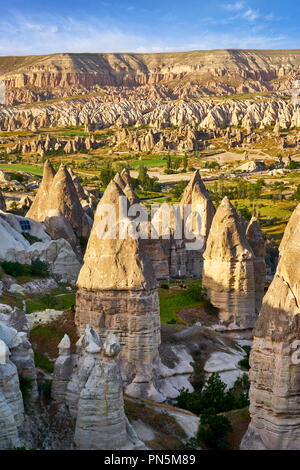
xmin=0 ymin=306 xmax=40 ymax=449
xmin=246 ymin=217 xmax=266 ymax=313
xmin=1 ymin=97 xmax=300 ymax=135
xmin=203 ymin=197 xmax=256 ymax=334
xmin=241 ymin=203 xmax=300 ymax=450
xmin=52 ymin=326 xmax=144 ymax=450
xmin=1 ymin=49 xmax=300 ymax=104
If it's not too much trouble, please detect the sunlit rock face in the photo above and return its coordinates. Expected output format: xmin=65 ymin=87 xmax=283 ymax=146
xmin=203 ymin=196 xmax=256 ymax=334
xmin=27 ymin=162 xmax=91 ymax=254
xmin=26 ymin=159 xmax=56 ymax=222
xmin=75 ymin=184 xmax=161 ymax=400
xmin=180 ymin=170 xmax=215 ymax=277
xmin=241 ymin=203 xmax=300 ymax=450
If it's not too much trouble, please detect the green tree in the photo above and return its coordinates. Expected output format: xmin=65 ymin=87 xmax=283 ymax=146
xmin=99 ymin=163 xmax=115 ymax=187
xmin=293 ymin=184 xmax=300 ymax=201
xmin=197 ymin=409 xmax=233 ymax=450
xmin=182 ymin=154 xmax=188 ymax=171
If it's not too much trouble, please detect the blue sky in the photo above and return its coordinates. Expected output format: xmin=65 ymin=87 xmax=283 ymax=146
xmin=0 ymin=0 xmax=299 ymax=55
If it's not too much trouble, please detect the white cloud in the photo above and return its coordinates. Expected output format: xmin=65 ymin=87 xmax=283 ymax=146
xmin=0 ymin=11 xmax=293 ymax=56
xmin=242 ymin=8 xmax=260 ymax=21
xmin=221 ymin=1 xmax=245 ymax=11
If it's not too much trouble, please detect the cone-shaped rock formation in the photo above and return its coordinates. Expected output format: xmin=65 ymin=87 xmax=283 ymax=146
xmin=75 ymin=186 xmax=161 ymax=399
xmin=181 ymin=170 xmax=215 ymax=277
xmin=241 ymin=203 xmax=300 ymax=450
xmin=203 ymin=196 xmax=256 ymax=333
xmin=26 ymin=159 xmax=55 ymax=221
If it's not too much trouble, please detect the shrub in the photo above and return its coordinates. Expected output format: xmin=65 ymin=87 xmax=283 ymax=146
xmin=239 ymin=357 xmax=250 ymax=371
xmin=22 ymin=232 xmax=41 ymax=245
xmin=159 ymin=282 xmax=169 ymax=289
xmin=197 ymin=409 xmax=232 ymax=449
xmin=166 ymin=318 xmax=177 ymax=324
xmin=30 ymin=258 xmax=49 ymax=276
xmin=175 ymin=372 xmax=250 ymax=416
xmin=79 ymin=236 xmax=88 ymax=250
xmin=172 ymin=180 xmax=188 ymax=200
xmin=1 ymin=261 xmax=26 ymax=277
xmin=34 ymin=352 xmax=54 ymax=373
xmin=185 ymin=283 xmax=205 ymax=302
xmin=19 ymin=375 xmax=33 ymax=400
xmin=38 ymin=294 xmax=58 ymax=309
xmin=41 ymin=381 xmax=52 ymax=400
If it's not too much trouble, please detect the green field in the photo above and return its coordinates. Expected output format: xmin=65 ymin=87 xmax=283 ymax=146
xmin=129 ymin=155 xmax=182 ymax=170
xmin=159 ymin=280 xmax=203 ymax=324
xmin=26 ymin=291 xmax=76 ymax=314
xmin=0 ymin=164 xmax=43 ymax=176
xmin=233 ymin=198 xmax=297 ymax=239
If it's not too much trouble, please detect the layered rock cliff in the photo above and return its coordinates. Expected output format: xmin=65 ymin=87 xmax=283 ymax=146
xmin=1 ymin=49 xmax=300 ymax=104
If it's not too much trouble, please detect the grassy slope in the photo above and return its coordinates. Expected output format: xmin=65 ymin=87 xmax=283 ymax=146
xmin=159 ymin=280 xmax=203 ymax=324
xmin=0 ymin=163 xmax=43 ymax=176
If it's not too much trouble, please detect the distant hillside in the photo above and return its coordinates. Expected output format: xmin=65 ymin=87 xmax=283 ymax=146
xmin=1 ymin=49 xmax=300 ymax=105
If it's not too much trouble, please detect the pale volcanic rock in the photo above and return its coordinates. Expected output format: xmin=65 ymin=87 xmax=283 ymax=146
xmin=0 ymin=211 xmax=81 ymax=283
xmin=181 ymin=170 xmax=215 ymax=277
xmin=0 ymin=342 xmax=24 ymax=450
xmin=52 ymin=334 xmax=74 ymax=404
xmin=68 ymin=168 xmax=94 ymax=216
xmin=2 ymin=50 xmax=300 ymax=106
xmin=75 ymin=192 xmax=161 ymax=399
xmin=66 ymin=326 xmax=144 ymax=450
xmin=246 ymin=217 xmax=266 ymax=313
xmin=123 ymin=184 xmax=140 ymax=206
xmin=26 ymin=159 xmax=55 ymax=221
xmin=113 ymin=172 xmax=126 ymax=191
xmin=138 ymin=222 xmax=170 ymax=281
xmin=121 ymin=168 xmax=133 ymax=187
xmin=203 ymin=196 xmax=256 ymax=332
xmin=46 ymin=164 xmax=91 ymax=239
xmin=241 ymin=203 xmax=300 ymax=450
xmin=28 ymin=162 xmax=91 ymax=248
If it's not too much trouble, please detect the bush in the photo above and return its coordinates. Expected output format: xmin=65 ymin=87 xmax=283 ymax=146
xmin=39 ymin=294 xmax=58 ymax=309
xmin=79 ymin=236 xmax=88 ymax=250
xmin=166 ymin=318 xmax=177 ymax=324
xmin=175 ymin=372 xmax=250 ymax=416
xmin=159 ymin=282 xmax=169 ymax=289
xmin=185 ymin=283 xmax=206 ymax=302
xmin=197 ymin=409 xmax=232 ymax=449
xmin=22 ymin=232 xmax=42 ymax=245
xmin=30 ymin=258 xmax=49 ymax=276
xmin=1 ymin=261 xmax=26 ymax=277
xmin=239 ymin=357 xmax=250 ymax=371
xmin=19 ymin=375 xmax=33 ymax=400
xmin=34 ymin=352 xmax=54 ymax=373
xmin=172 ymin=181 xmax=188 ymax=200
